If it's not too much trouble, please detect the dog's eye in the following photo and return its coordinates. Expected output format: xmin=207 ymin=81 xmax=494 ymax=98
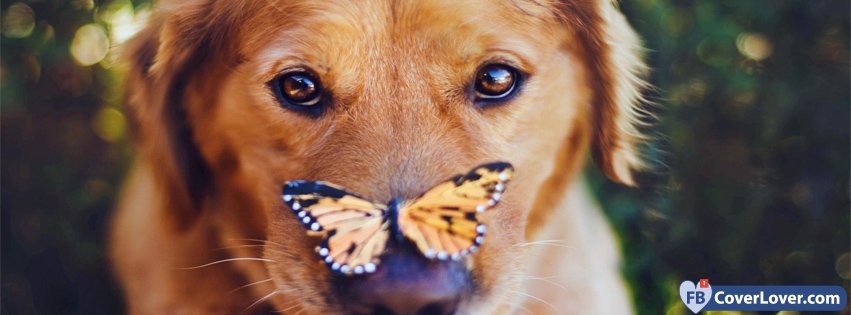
xmin=272 ymin=71 xmax=323 ymax=111
xmin=474 ymin=64 xmax=519 ymax=102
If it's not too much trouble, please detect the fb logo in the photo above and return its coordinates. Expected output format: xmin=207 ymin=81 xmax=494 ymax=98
xmin=680 ymin=279 xmax=712 ymax=313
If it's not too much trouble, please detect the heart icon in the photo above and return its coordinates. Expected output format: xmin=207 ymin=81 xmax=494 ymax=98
xmin=679 ymin=280 xmax=712 ymax=313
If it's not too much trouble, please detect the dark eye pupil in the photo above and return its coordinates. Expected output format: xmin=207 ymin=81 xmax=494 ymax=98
xmin=281 ymin=73 xmax=319 ymax=104
xmin=476 ymin=65 xmax=516 ymax=97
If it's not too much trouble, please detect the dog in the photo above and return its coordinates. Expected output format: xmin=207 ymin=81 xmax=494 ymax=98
xmin=109 ymin=0 xmax=648 ymax=314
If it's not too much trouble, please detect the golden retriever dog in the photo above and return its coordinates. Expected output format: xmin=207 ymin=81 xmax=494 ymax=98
xmin=109 ymin=0 xmax=647 ymax=314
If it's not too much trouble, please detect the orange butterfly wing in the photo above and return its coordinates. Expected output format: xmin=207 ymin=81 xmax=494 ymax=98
xmin=398 ymin=162 xmax=514 ymax=260
xmin=282 ymin=181 xmax=388 ymax=275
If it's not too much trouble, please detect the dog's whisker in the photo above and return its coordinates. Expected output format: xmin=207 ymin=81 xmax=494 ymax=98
xmin=176 ymin=258 xmax=274 ymax=270
xmin=519 ymin=274 xmax=562 ymax=280
xmin=519 ymin=276 xmax=567 ymax=291
xmin=511 ymin=290 xmax=557 ymax=313
xmin=513 ymin=240 xmax=575 ymax=249
xmin=273 ymin=300 xmax=303 ymax=314
xmin=214 ymin=244 xmax=267 ymax=251
xmin=230 ymin=278 xmax=273 ymax=294
xmin=515 ymin=239 xmax=568 ymax=245
xmin=515 ymin=243 xmax=574 ymax=249
xmin=227 ymin=238 xmax=283 ymax=247
xmin=243 ymin=290 xmax=280 ymax=313
xmin=507 ymin=301 xmax=533 ymax=315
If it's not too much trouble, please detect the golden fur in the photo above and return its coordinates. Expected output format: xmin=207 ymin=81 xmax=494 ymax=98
xmin=110 ymin=0 xmax=647 ymax=313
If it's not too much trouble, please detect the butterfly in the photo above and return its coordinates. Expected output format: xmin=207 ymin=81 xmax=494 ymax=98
xmin=281 ymin=162 xmax=513 ymax=275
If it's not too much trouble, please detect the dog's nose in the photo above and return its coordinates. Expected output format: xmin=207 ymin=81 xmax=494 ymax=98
xmin=336 ymin=246 xmax=468 ymax=315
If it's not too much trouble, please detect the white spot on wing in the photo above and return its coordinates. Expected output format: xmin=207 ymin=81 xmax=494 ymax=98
xmin=364 ymin=263 xmax=376 ymax=273
xmin=476 ymin=225 xmax=486 ymax=234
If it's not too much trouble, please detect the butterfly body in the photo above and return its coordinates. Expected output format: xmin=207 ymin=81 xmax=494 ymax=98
xmin=281 ymin=162 xmax=513 ymax=275
xmin=385 ymin=198 xmax=405 ymax=244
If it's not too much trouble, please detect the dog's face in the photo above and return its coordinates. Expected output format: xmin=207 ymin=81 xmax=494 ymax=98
xmin=124 ymin=0 xmax=645 ymax=313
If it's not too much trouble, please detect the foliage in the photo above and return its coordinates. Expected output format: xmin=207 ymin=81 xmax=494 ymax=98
xmin=1 ymin=0 xmax=145 ymax=313
xmin=590 ymin=0 xmax=850 ymax=314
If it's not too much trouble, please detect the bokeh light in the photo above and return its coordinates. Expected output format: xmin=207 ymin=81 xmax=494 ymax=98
xmin=736 ymin=33 xmax=773 ymax=61
xmin=91 ymin=106 xmax=127 ymax=142
xmin=836 ymin=253 xmax=850 ymax=280
xmin=70 ymin=24 xmax=109 ymax=66
xmin=72 ymin=0 xmax=95 ymax=11
xmin=2 ymin=3 xmax=35 ymax=38
xmin=104 ymin=1 xmax=150 ymax=45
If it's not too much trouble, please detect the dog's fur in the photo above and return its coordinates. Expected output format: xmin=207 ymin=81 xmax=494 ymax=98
xmin=109 ymin=0 xmax=647 ymax=314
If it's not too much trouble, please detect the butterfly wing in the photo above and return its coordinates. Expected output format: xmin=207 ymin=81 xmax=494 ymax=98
xmin=282 ymin=181 xmax=388 ymax=275
xmin=398 ymin=162 xmax=514 ymax=260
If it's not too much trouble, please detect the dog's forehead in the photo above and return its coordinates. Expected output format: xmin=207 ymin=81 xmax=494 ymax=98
xmin=247 ymin=0 xmax=561 ymax=79
xmin=255 ymin=0 xmax=556 ymax=28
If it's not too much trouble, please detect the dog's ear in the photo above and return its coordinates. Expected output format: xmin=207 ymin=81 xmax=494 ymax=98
xmin=559 ymin=0 xmax=649 ymax=186
xmin=122 ymin=1 xmax=247 ymax=229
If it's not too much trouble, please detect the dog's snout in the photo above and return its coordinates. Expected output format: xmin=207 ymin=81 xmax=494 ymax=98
xmin=337 ymin=246 xmax=468 ymax=315
xmin=361 ymin=283 xmax=458 ymax=315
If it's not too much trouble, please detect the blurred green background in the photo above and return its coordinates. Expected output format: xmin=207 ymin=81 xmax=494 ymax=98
xmin=1 ymin=0 xmax=848 ymax=314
